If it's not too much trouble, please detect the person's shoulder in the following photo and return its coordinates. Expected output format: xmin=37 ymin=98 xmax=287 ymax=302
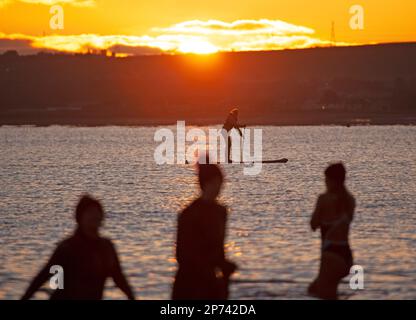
xmin=52 ymin=235 xmax=78 ymax=256
xmin=318 ymin=192 xmax=339 ymax=208
xmin=56 ymin=235 xmax=76 ymax=249
xmin=100 ymin=236 xmax=114 ymax=244
xmin=317 ymin=193 xmax=329 ymax=203
xmin=345 ymin=189 xmax=356 ymax=206
xmin=317 ymin=193 xmax=326 ymax=199
xmin=178 ymin=199 xmax=199 ymax=221
xmin=94 ymin=237 xmax=118 ymax=256
xmin=181 ymin=199 xmax=199 ymax=214
xmin=98 ymin=237 xmax=116 ymax=249
xmin=216 ymin=202 xmax=227 ymax=214
xmin=211 ymin=201 xmax=227 ymax=222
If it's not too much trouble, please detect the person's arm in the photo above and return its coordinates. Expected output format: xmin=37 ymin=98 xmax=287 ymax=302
xmin=310 ymin=195 xmax=323 ymax=231
xmin=225 ymin=113 xmax=243 ymax=136
xmin=211 ymin=208 xmax=226 ymax=267
xmin=109 ymin=243 xmax=136 ymax=300
xmin=213 ymin=207 xmax=237 ymax=275
xmin=21 ymin=246 xmax=61 ymax=300
xmin=232 ymin=119 xmax=243 ymax=136
xmin=349 ymin=196 xmax=356 ymax=222
xmin=21 ymin=265 xmax=52 ymax=300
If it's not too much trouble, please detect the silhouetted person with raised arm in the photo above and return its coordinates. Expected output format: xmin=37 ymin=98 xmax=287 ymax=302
xmin=21 ymin=195 xmax=135 ymax=300
xmin=308 ymin=163 xmax=356 ymax=299
xmin=172 ymin=163 xmax=237 ymax=300
xmin=222 ymin=107 xmax=243 ymax=163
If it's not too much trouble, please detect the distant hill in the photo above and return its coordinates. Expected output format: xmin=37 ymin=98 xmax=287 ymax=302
xmin=1 ymin=43 xmax=415 ymax=125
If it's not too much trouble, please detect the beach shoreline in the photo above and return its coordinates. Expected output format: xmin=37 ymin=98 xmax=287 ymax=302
xmin=1 ymin=112 xmax=415 ymax=127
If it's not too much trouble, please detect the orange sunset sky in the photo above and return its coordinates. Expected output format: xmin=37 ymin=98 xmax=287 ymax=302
xmin=0 ymin=0 xmax=415 ymax=55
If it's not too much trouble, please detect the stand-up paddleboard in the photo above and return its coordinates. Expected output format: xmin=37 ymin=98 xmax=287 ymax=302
xmin=185 ymin=158 xmax=288 ymax=164
xmin=259 ymin=158 xmax=288 ymax=164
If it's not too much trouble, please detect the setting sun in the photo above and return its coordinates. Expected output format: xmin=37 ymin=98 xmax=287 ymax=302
xmin=177 ymin=39 xmax=218 ymax=54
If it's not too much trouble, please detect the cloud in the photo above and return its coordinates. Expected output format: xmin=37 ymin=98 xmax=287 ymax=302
xmin=0 ymin=19 xmax=351 ymax=56
xmin=0 ymin=32 xmax=194 ymax=55
xmin=154 ymin=19 xmax=315 ymax=36
xmin=0 ymin=0 xmax=95 ymax=7
xmin=151 ymin=19 xmax=342 ymax=53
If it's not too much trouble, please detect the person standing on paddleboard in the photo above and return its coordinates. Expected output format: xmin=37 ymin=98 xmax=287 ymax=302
xmin=222 ymin=107 xmax=244 ymax=163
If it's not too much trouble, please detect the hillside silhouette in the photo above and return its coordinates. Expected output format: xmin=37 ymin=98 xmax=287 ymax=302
xmin=1 ymin=43 xmax=415 ymax=125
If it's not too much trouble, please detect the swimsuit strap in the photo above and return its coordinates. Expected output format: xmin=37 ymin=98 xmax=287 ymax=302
xmin=322 ymin=239 xmax=349 ymax=251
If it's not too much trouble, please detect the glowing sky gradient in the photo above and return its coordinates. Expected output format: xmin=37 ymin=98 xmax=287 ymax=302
xmin=0 ymin=0 xmax=415 ymax=55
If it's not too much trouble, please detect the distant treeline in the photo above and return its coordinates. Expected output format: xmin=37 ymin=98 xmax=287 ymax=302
xmin=1 ymin=43 xmax=415 ymax=125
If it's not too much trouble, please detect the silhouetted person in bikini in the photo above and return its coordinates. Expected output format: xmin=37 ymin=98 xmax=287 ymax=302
xmin=222 ymin=107 xmax=243 ymax=163
xmin=21 ymin=195 xmax=135 ymax=300
xmin=172 ymin=163 xmax=237 ymax=300
xmin=308 ymin=163 xmax=355 ymax=299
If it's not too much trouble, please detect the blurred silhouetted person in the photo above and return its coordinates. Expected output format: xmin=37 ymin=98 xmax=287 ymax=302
xmin=21 ymin=195 xmax=135 ymax=300
xmin=172 ymin=163 xmax=237 ymax=300
xmin=222 ymin=107 xmax=243 ymax=163
xmin=308 ymin=163 xmax=356 ymax=299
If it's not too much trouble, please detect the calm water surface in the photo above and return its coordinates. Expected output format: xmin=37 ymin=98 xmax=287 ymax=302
xmin=0 ymin=125 xmax=415 ymax=299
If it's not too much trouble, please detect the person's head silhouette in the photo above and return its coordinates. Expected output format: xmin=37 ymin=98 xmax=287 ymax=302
xmin=198 ymin=163 xmax=224 ymax=201
xmin=75 ymin=194 xmax=104 ymax=238
xmin=229 ymin=107 xmax=239 ymax=117
xmin=325 ymin=162 xmax=346 ymax=191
